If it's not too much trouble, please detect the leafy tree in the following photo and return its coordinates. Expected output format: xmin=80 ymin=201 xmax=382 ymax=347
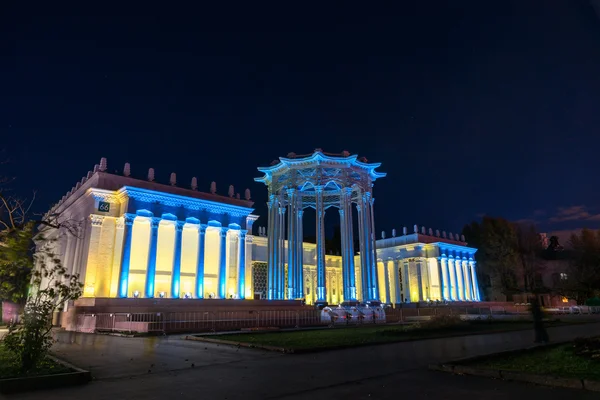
xmin=514 ymin=223 xmax=546 ymax=294
xmin=463 ymin=216 xmax=520 ymax=298
xmin=555 ymin=229 xmax=600 ymax=304
xmin=1 ymin=233 xmax=82 ymax=372
xmin=0 ymin=192 xmax=36 ymax=303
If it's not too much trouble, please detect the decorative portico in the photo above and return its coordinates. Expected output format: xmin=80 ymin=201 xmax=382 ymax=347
xmin=255 ymin=150 xmax=386 ymax=301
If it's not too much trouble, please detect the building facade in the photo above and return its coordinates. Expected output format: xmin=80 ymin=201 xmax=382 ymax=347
xmin=37 ymin=155 xmax=481 ymax=309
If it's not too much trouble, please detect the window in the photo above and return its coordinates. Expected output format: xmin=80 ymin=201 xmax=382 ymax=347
xmin=560 ymin=273 xmax=568 ymax=281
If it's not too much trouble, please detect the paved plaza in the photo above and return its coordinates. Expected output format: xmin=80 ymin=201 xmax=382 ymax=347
xmin=3 ymin=323 xmax=600 ymax=399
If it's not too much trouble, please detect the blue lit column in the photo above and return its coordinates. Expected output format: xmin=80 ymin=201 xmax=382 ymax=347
xmin=315 ymin=186 xmax=326 ymax=301
xmin=196 ymin=224 xmax=206 ymax=299
xmin=340 ymin=187 xmax=356 ymax=300
xmin=267 ymin=196 xmax=276 ymax=300
xmin=345 ymin=189 xmax=356 ymax=300
xmin=286 ymin=189 xmax=296 ymax=299
xmin=218 ymin=228 xmax=229 ymax=299
xmin=448 ymin=256 xmax=458 ymax=300
xmin=367 ymin=195 xmax=379 ymax=300
xmin=393 ymin=259 xmax=402 ymax=304
xmin=296 ymin=207 xmax=304 ymax=299
xmin=416 ymin=259 xmax=424 ymax=301
xmin=384 ymin=258 xmax=391 ymax=304
xmin=440 ymin=257 xmax=450 ymax=300
xmin=277 ymin=204 xmax=286 ymax=299
xmin=238 ymin=230 xmax=246 ymax=299
xmin=470 ymin=261 xmax=480 ymax=301
xmin=357 ymin=202 xmax=367 ymax=300
xmin=436 ymin=257 xmax=445 ymax=301
xmin=462 ymin=259 xmax=472 ymax=300
xmin=454 ymin=254 xmax=465 ymax=301
xmin=118 ymin=213 xmax=136 ymax=298
xmin=171 ymin=221 xmax=184 ymax=299
xmin=339 ymin=206 xmax=348 ymax=300
xmin=145 ymin=217 xmax=160 ymax=298
xmin=403 ymin=260 xmax=411 ymax=302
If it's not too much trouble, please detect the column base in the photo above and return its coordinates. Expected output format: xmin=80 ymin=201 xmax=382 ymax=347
xmin=287 ymin=288 xmax=295 ymax=299
xmin=317 ymin=287 xmax=326 ymax=301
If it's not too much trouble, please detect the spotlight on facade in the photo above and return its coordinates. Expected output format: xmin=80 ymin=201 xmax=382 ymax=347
xmin=184 ymin=292 xmax=192 ymax=299
xmin=133 ymin=291 xmax=140 ymax=298
xmin=159 ymin=292 xmax=166 ymax=298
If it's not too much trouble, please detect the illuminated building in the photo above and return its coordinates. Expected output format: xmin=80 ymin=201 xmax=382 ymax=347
xmin=37 ymin=151 xmax=480 ymax=311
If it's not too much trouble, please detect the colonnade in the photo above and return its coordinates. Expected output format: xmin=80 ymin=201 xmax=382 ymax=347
xmin=266 ymin=187 xmax=379 ymax=302
xmin=82 ymin=212 xmax=248 ymax=300
xmin=378 ymin=256 xmax=480 ymax=304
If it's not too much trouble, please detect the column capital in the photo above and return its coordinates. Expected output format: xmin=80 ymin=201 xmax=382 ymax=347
xmin=123 ymin=213 xmax=136 ymax=225
xmin=239 ymin=229 xmax=247 ymax=238
xmin=297 ymin=209 xmax=304 ymax=216
xmin=90 ymin=214 xmax=105 ymax=227
xmin=286 ymin=188 xmax=296 ymax=196
xmin=198 ymin=224 xmax=207 ymax=233
xmin=175 ymin=221 xmax=185 ymax=231
xmin=315 ymin=185 xmax=324 ymax=193
xmin=338 ymin=208 xmax=345 ymax=216
xmin=219 ymin=227 xmax=229 ymax=237
xmin=150 ymin=217 xmax=161 ymax=228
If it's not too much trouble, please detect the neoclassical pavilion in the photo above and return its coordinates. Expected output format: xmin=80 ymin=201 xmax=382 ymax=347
xmin=255 ymin=150 xmax=386 ymax=302
xmin=37 ymin=155 xmax=481 ymax=321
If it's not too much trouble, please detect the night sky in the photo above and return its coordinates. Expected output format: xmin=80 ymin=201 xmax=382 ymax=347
xmin=2 ymin=2 xmax=600 ymax=243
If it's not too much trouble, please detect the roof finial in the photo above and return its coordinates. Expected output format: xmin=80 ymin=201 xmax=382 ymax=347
xmin=99 ymin=157 xmax=107 ymax=172
xmin=442 ymin=231 xmax=447 ymax=238
xmin=314 ymin=148 xmax=323 ymax=153
xmin=236 ymin=193 xmax=240 ymax=199
xmin=449 ymin=232 xmax=454 ymax=240
xmin=93 ymin=164 xmax=99 ymax=173
xmin=228 ymin=185 xmax=234 ymax=198
xmin=123 ymin=163 xmax=131 ymax=177
xmin=428 ymin=228 xmax=433 ymax=236
xmin=392 ymin=228 xmax=396 ymax=237
xmin=413 ymin=224 xmax=418 ymax=234
xmin=245 ymin=188 xmax=251 ymax=200
xmin=148 ymin=168 xmax=155 ymax=182
xmin=421 ymin=226 xmax=426 ymax=235
xmin=191 ymin=177 xmax=198 ymax=190
xmin=86 ymin=171 xmax=93 ymax=179
xmin=381 ymin=231 xmax=386 ymax=239
xmin=210 ymin=181 xmax=217 ymax=194
xmin=435 ymin=229 xmax=440 ymax=237
xmin=341 ymin=150 xmax=350 ymax=157
xmin=170 ymin=173 xmax=177 ymax=186
xmin=461 ymin=234 xmax=466 ymax=242
xmin=403 ymin=226 xmax=407 ymax=235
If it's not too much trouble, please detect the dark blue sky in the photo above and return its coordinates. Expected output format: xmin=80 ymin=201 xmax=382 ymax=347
xmin=2 ymin=1 xmax=600 ymax=241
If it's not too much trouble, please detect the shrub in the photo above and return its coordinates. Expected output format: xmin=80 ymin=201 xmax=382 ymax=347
xmin=421 ymin=314 xmax=465 ymax=330
xmin=1 ymin=239 xmax=82 ymax=373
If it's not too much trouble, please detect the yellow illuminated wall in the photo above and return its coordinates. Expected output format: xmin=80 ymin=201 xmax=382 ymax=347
xmin=155 ymin=222 xmax=175 ymax=297
xmin=128 ymin=218 xmax=150 ymax=297
xmin=95 ymin=217 xmax=116 ymax=297
xmin=226 ymin=230 xmax=239 ymax=298
xmin=180 ymin=226 xmax=199 ymax=297
xmin=427 ymin=258 xmax=441 ymax=300
xmin=409 ymin=262 xmax=420 ymax=302
xmin=377 ymin=261 xmax=387 ymax=303
xmin=109 ymin=222 xmax=125 ymax=297
xmin=204 ymin=226 xmax=220 ymax=298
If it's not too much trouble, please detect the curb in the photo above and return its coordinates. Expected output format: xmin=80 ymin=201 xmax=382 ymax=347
xmin=0 ymin=355 xmax=91 ymax=394
xmin=184 ymin=323 xmax=584 ymax=354
xmin=428 ymin=342 xmax=600 ymax=392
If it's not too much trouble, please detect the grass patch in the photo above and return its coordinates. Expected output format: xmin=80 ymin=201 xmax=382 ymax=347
xmin=208 ymin=319 xmax=568 ymax=351
xmin=470 ymin=339 xmax=600 ymax=381
xmin=0 ymin=344 xmax=72 ymax=380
